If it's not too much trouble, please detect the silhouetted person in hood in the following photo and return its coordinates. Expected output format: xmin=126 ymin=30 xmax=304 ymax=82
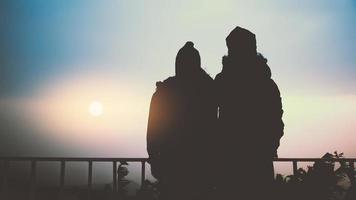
xmin=147 ymin=42 xmax=217 ymax=200
xmin=215 ymin=26 xmax=284 ymax=199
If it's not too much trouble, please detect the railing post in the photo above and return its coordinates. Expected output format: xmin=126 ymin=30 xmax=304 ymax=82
xmin=141 ymin=161 xmax=146 ymax=187
xmin=1 ymin=160 xmax=9 ymax=199
xmin=87 ymin=161 xmax=93 ymax=200
xmin=29 ymin=160 xmax=37 ymax=200
xmin=59 ymin=160 xmax=65 ymax=199
xmin=113 ymin=161 xmax=117 ymax=192
xmin=351 ymin=161 xmax=355 ymax=182
xmin=292 ymin=160 xmax=298 ymax=176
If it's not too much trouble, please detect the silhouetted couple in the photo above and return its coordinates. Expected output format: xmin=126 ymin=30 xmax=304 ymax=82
xmin=147 ymin=26 xmax=284 ymax=200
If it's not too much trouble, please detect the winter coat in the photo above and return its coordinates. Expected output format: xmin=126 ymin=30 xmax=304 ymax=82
xmin=147 ymin=69 xmax=217 ymax=180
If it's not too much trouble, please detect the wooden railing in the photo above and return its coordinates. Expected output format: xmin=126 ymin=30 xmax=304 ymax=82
xmin=0 ymin=157 xmax=355 ymax=200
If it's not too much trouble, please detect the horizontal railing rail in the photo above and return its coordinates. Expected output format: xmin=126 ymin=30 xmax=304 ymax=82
xmin=0 ymin=157 xmax=355 ymax=200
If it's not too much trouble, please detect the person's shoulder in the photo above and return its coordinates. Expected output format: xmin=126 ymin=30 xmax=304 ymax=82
xmin=256 ymin=54 xmax=271 ymax=79
xmin=267 ymin=78 xmax=281 ymax=96
xmin=151 ymin=77 xmax=176 ymax=102
xmin=214 ymin=72 xmax=224 ymax=82
xmin=154 ymin=76 xmax=176 ymax=92
xmin=199 ymin=68 xmax=214 ymax=82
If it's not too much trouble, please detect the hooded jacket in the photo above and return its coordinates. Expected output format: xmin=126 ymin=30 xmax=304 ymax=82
xmin=215 ymin=27 xmax=284 ymax=158
xmin=147 ymin=42 xmax=217 ymax=180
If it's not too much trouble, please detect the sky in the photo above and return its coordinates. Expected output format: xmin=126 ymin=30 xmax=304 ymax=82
xmin=1 ymin=0 xmax=356 ymax=181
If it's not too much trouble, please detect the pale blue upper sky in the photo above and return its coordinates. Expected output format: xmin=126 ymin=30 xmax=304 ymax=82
xmin=2 ymin=0 xmax=356 ymax=97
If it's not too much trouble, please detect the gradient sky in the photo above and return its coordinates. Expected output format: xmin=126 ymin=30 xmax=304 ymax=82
xmin=1 ymin=0 xmax=356 ymax=180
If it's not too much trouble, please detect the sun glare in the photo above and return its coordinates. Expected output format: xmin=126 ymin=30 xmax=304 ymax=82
xmin=89 ymin=101 xmax=103 ymax=117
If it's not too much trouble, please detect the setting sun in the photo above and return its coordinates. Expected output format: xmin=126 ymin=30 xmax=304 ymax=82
xmin=89 ymin=101 xmax=103 ymax=117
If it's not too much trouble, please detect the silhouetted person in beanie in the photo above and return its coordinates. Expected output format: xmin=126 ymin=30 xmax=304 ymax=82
xmin=215 ymin=26 xmax=284 ymax=199
xmin=147 ymin=42 xmax=217 ymax=200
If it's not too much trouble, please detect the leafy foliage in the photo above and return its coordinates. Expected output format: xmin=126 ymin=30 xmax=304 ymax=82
xmin=275 ymin=152 xmax=355 ymax=200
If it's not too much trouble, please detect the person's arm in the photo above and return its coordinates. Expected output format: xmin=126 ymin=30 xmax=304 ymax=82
xmin=269 ymin=80 xmax=284 ymax=157
xmin=147 ymin=85 xmax=171 ymax=163
xmin=147 ymin=92 xmax=161 ymax=162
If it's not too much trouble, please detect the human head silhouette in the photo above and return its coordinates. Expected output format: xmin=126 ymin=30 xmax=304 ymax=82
xmin=175 ymin=41 xmax=201 ymax=77
xmin=226 ymin=26 xmax=257 ymax=60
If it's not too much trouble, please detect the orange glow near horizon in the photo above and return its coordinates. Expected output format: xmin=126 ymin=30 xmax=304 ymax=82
xmin=1 ymin=73 xmax=356 ymax=161
xmin=9 ymin=73 xmax=151 ymax=157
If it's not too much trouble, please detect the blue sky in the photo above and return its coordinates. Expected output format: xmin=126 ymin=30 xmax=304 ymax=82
xmin=2 ymin=0 xmax=356 ymax=97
